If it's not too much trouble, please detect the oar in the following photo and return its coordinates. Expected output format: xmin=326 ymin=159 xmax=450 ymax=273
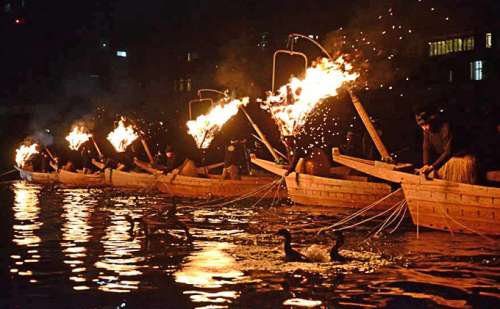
xmin=0 ymin=169 xmax=16 ymax=178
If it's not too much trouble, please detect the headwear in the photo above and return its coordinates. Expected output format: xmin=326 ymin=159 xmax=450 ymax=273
xmin=165 ymin=145 xmax=174 ymax=153
xmin=413 ymin=104 xmax=440 ymax=126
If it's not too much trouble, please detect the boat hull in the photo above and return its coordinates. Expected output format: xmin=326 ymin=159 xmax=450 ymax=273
xmin=403 ymin=182 xmax=500 ymax=235
xmin=58 ymin=170 xmax=106 ymax=187
xmin=15 ymin=166 xmax=58 ymax=183
xmin=155 ymin=173 xmax=282 ymax=198
xmin=332 ymin=150 xmax=500 ymax=235
xmin=251 ymin=156 xmax=404 ymax=209
xmin=105 ymin=169 xmax=158 ymax=189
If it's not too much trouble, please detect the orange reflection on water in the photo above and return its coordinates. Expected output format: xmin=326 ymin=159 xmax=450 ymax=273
xmin=175 ymin=242 xmax=243 ymax=306
xmin=96 ymin=205 xmax=144 ymax=293
xmin=12 ymin=182 xmax=42 ymax=247
xmin=61 ymin=189 xmax=94 ymax=287
xmin=11 ymin=182 xmax=42 ymax=280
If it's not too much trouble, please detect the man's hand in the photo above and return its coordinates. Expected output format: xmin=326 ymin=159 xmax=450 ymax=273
xmin=418 ymin=165 xmax=434 ymax=174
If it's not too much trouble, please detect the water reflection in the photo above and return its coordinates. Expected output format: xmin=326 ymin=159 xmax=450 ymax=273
xmin=60 ymin=189 xmax=95 ymax=289
xmin=11 ymin=182 xmax=42 ymax=278
xmin=95 ymin=200 xmax=144 ymax=293
xmin=175 ymin=242 xmax=244 ymax=307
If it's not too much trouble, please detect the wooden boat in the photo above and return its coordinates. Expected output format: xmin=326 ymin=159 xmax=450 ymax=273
xmin=57 ymin=169 xmax=106 ymax=187
xmin=15 ymin=166 xmax=58 ymax=184
xmin=92 ymin=159 xmax=159 ymax=189
xmin=134 ymin=159 xmax=284 ymax=198
xmin=250 ymin=155 xmax=404 ymax=210
xmin=332 ymin=148 xmax=500 ymax=235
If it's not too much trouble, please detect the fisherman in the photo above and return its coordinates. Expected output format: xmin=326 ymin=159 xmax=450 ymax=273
xmin=414 ymin=104 xmax=479 ymax=184
xmin=340 ymin=130 xmax=362 ymax=157
xmin=163 ymin=145 xmax=180 ymax=174
xmin=95 ymin=155 xmax=123 ymax=174
xmin=362 ymin=120 xmax=383 ymax=160
xmin=152 ymin=149 xmax=166 ymax=168
xmin=41 ymin=152 xmax=50 ymax=173
xmin=222 ymin=140 xmax=242 ymax=180
xmin=283 ymin=136 xmax=331 ymax=177
xmin=62 ymin=160 xmax=76 ymax=172
xmin=81 ymin=146 xmax=92 ymax=174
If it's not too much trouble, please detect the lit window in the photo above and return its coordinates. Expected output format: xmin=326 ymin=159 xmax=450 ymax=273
xmin=187 ymin=53 xmax=192 ymax=62
xmin=464 ymin=37 xmax=474 ymax=51
xmin=187 ymin=79 xmax=192 ymax=92
xmin=116 ymin=51 xmax=127 ymax=57
xmin=486 ymin=33 xmax=492 ymax=48
xmin=309 ymin=35 xmax=314 ymax=39
xmin=429 ymin=43 xmax=434 ymax=56
xmin=470 ymin=61 xmax=483 ymax=80
xmin=4 ymin=3 xmax=11 ymax=12
xmin=179 ymin=79 xmax=184 ymax=92
xmin=454 ymin=38 xmax=462 ymax=52
xmin=446 ymin=40 xmax=453 ymax=54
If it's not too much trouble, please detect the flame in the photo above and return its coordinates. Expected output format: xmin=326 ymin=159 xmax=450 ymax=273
xmin=107 ymin=118 xmax=139 ymax=152
xmin=187 ymin=97 xmax=249 ymax=149
xmin=15 ymin=144 xmax=39 ymax=168
xmin=262 ymin=57 xmax=359 ymax=136
xmin=66 ymin=126 xmax=92 ymax=151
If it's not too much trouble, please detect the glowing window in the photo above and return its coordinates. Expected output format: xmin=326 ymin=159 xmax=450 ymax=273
xmin=470 ymin=61 xmax=483 ymax=80
xmin=486 ymin=33 xmax=492 ymax=48
xmin=4 ymin=3 xmax=11 ymax=12
xmin=179 ymin=79 xmax=184 ymax=92
xmin=116 ymin=51 xmax=127 ymax=57
xmin=187 ymin=79 xmax=192 ymax=92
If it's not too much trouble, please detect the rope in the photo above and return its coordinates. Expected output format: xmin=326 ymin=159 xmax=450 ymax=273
xmin=308 ymin=188 xmax=404 ymax=233
xmin=423 ymin=184 xmax=496 ymax=242
xmin=390 ymin=200 xmax=408 ymax=234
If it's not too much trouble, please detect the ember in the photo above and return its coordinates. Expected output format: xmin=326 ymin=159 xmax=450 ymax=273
xmin=261 ymin=57 xmax=359 ymax=136
xmin=187 ymin=97 xmax=249 ymax=149
xmin=107 ymin=118 xmax=139 ymax=152
xmin=65 ymin=126 xmax=92 ymax=151
xmin=15 ymin=144 xmax=39 ymax=168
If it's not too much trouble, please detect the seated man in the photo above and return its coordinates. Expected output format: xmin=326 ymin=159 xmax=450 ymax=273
xmin=283 ymin=136 xmax=331 ymax=177
xmin=414 ymin=104 xmax=479 ymax=184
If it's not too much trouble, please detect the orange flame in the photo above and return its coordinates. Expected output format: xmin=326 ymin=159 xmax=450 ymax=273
xmin=187 ymin=97 xmax=249 ymax=149
xmin=262 ymin=57 xmax=359 ymax=136
xmin=107 ymin=118 xmax=139 ymax=152
xmin=15 ymin=144 xmax=39 ymax=168
xmin=66 ymin=126 xmax=92 ymax=150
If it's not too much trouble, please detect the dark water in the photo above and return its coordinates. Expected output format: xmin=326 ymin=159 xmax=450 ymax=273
xmin=3 ymin=181 xmax=500 ymax=309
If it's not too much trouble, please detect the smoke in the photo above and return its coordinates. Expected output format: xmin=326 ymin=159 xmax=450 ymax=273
xmin=215 ymin=27 xmax=268 ymax=98
xmin=34 ymin=131 xmax=54 ymax=146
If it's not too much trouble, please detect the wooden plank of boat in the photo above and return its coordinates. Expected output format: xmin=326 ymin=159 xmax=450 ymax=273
xmin=58 ymin=169 xmax=106 ymax=187
xmin=332 ymin=149 xmax=500 ymax=235
xmin=250 ymin=155 xmax=404 ymax=210
xmin=15 ymin=166 xmax=58 ymax=183
xmin=134 ymin=158 xmax=282 ymax=198
xmin=155 ymin=172 xmax=282 ymax=198
xmin=104 ymin=168 xmax=159 ymax=189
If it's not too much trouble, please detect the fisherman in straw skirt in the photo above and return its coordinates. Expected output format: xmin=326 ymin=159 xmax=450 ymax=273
xmin=414 ymin=104 xmax=479 ymax=184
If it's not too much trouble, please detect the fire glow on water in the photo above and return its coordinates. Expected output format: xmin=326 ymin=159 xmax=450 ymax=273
xmin=107 ymin=118 xmax=139 ymax=152
xmin=261 ymin=57 xmax=359 ymax=136
xmin=187 ymin=97 xmax=249 ymax=149
xmin=66 ymin=126 xmax=92 ymax=151
xmin=16 ymin=144 xmax=39 ymax=168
